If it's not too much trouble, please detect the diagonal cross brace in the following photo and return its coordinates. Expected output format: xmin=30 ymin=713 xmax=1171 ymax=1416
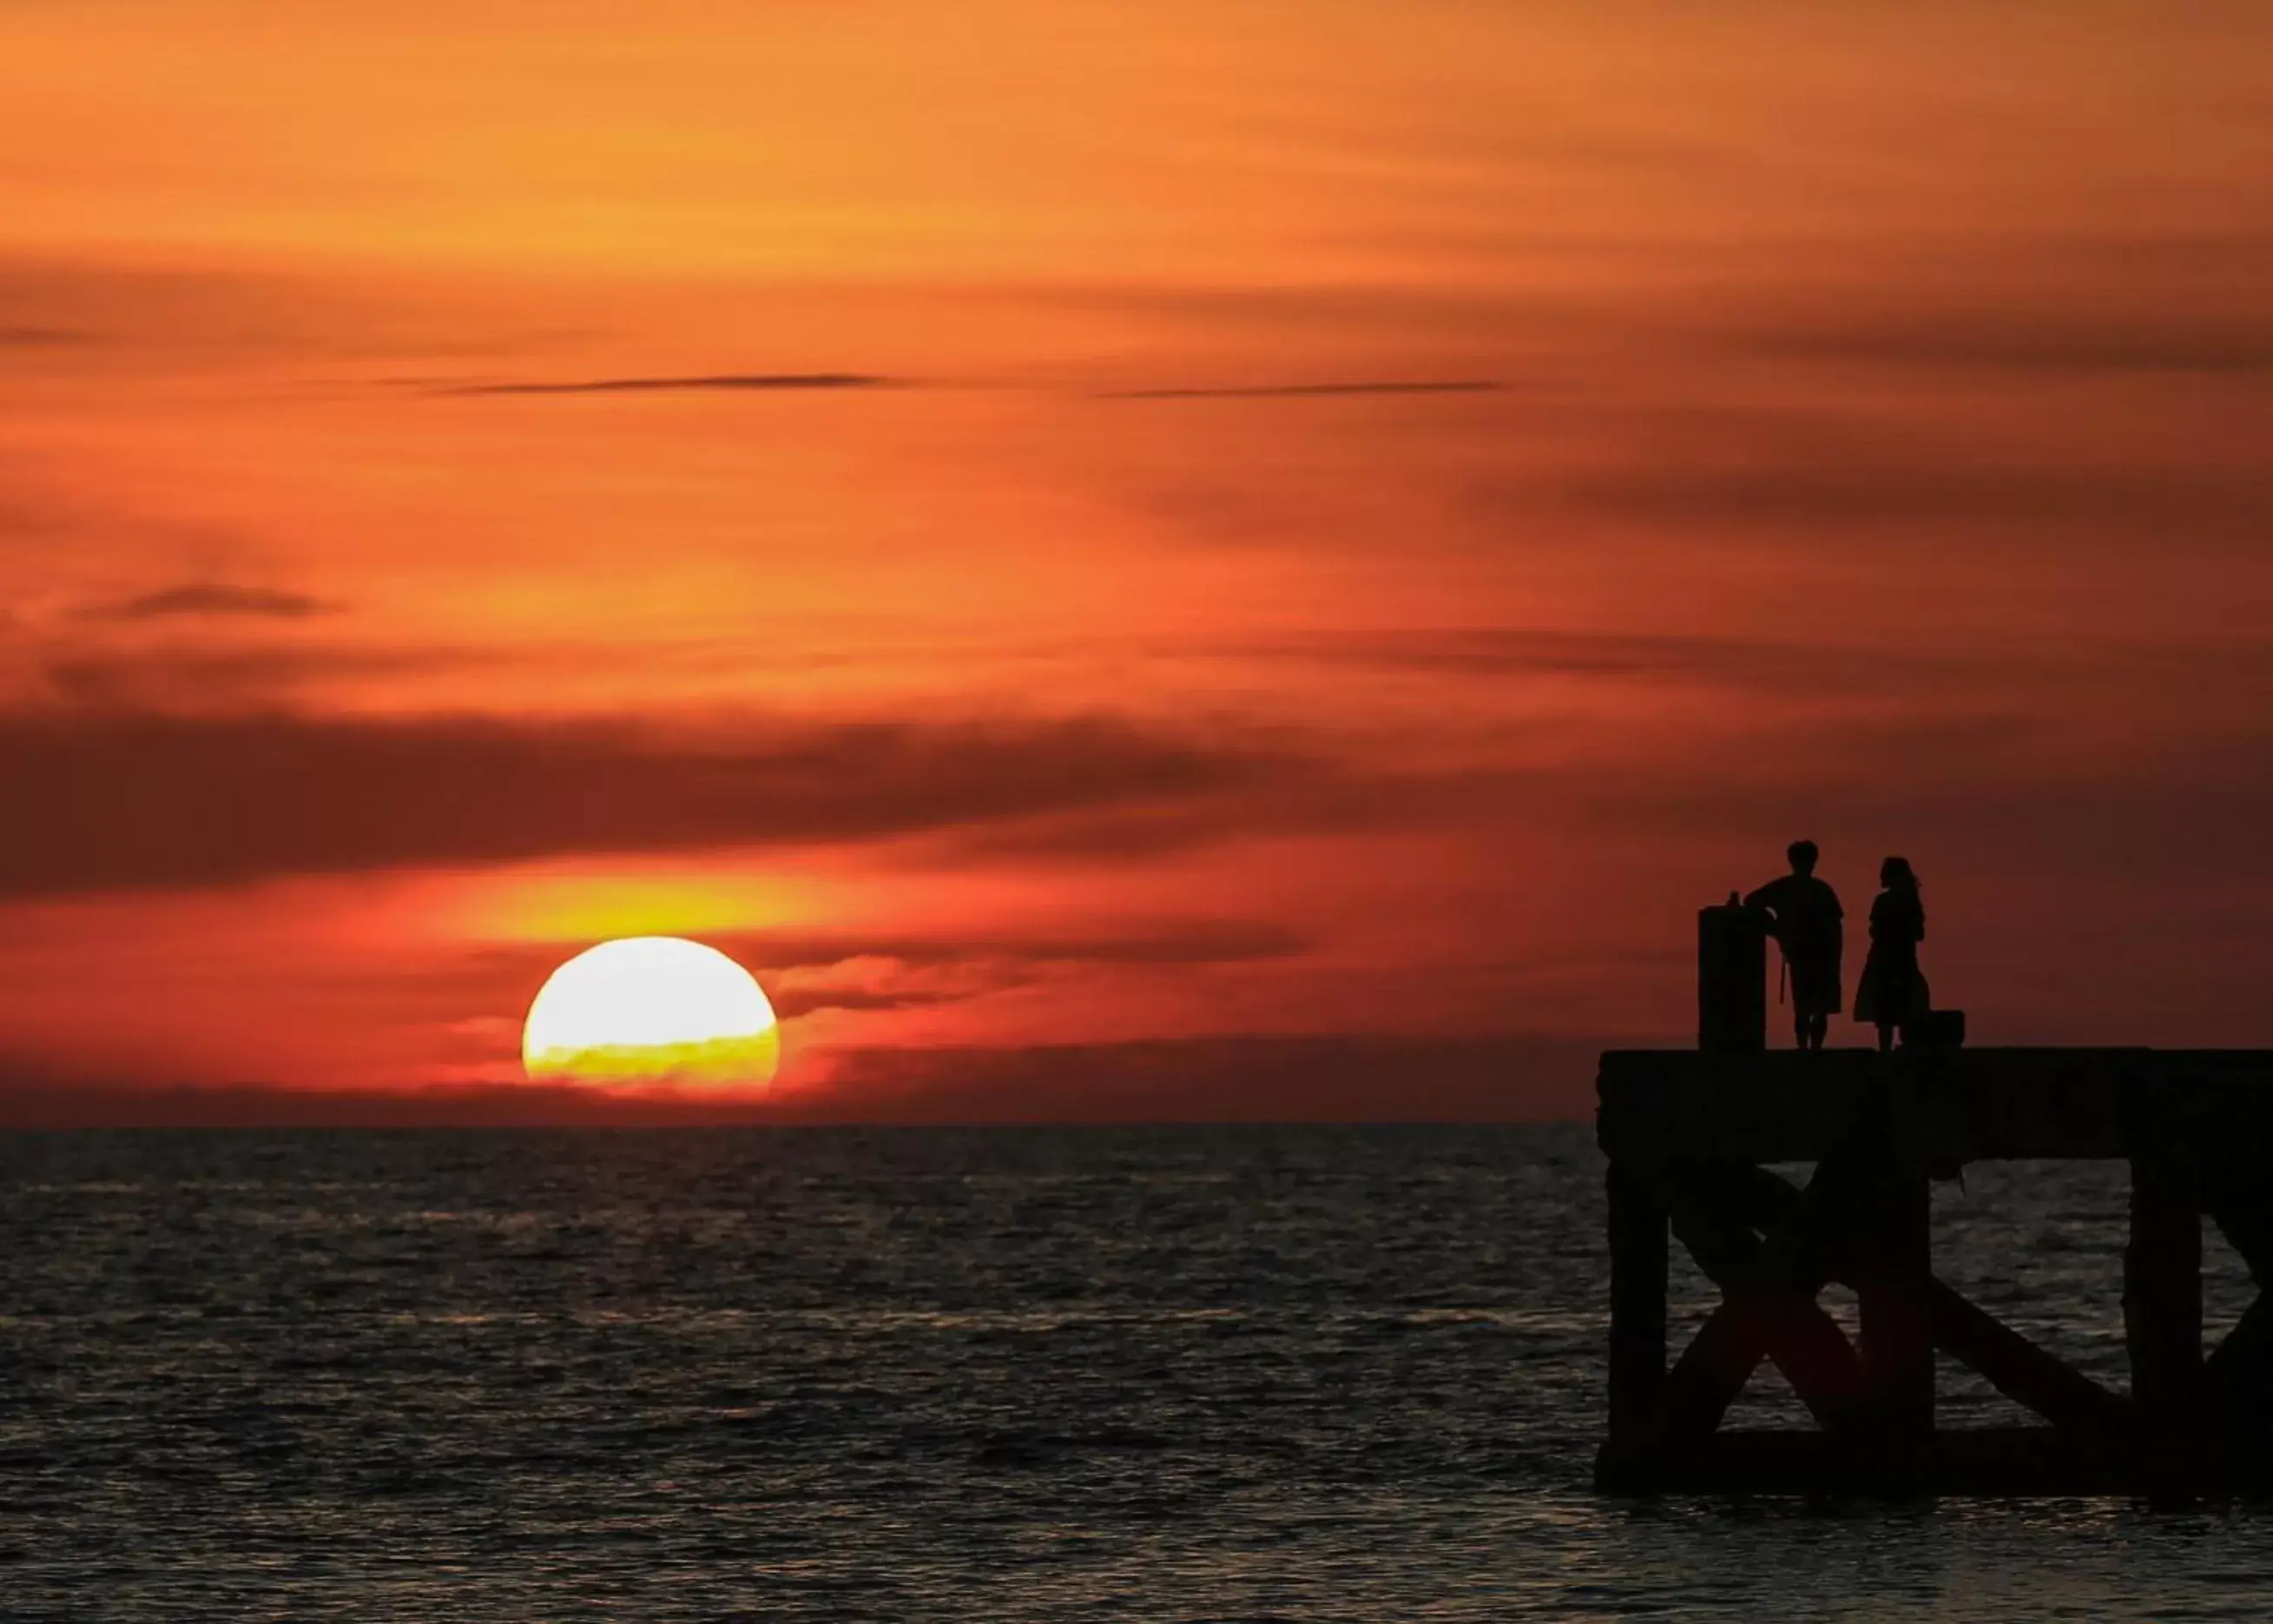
xmin=2202 ymin=1160 xmax=2273 ymax=1430
xmin=1658 ymin=1160 xmax=1865 ymax=1439
xmin=1657 ymin=1158 xmax=2133 ymax=1444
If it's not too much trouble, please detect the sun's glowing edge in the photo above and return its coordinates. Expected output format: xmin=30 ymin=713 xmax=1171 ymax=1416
xmin=522 ymin=937 xmax=781 ymax=1089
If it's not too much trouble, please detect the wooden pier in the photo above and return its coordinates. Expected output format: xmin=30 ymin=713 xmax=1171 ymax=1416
xmin=1596 ymin=1045 xmax=2273 ymax=1496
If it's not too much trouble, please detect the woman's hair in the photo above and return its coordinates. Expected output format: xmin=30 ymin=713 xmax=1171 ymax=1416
xmin=1880 ymin=855 xmax=1918 ymax=889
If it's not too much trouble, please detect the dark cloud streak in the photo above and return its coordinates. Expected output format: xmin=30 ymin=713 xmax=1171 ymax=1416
xmin=766 ymin=985 xmax=964 ymax=1020
xmin=737 ymin=919 xmax=1308 ymax=975
xmin=1488 ymin=412 xmax=2273 ymax=536
xmin=1740 ymin=309 xmax=2273 ymax=375
xmin=89 ymin=582 xmax=339 ymax=621
xmin=0 ymin=708 xmax=1319 ymax=897
xmin=1234 ymin=628 xmax=1990 ymax=690
xmin=1104 ymin=379 xmax=1501 ymax=401
xmin=434 ymin=372 xmax=891 ymax=397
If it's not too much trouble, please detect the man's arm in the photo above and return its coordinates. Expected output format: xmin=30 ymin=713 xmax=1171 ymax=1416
xmin=1742 ymin=878 xmax=1791 ymax=942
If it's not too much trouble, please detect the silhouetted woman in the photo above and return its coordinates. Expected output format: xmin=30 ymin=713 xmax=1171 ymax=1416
xmin=1855 ymin=856 xmax=1927 ymax=1052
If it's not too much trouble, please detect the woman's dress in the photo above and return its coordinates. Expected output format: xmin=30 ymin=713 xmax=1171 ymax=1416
xmin=1855 ymin=886 xmax=1927 ymax=1027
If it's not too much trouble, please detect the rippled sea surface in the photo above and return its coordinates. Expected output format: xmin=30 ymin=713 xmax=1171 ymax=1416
xmin=5 ymin=1125 xmax=2273 ymax=1620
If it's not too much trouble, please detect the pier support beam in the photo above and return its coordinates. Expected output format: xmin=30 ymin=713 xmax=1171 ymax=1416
xmin=1604 ymin=1161 xmax=1667 ymax=1469
xmin=2125 ymin=1149 xmax=2203 ymax=1430
xmin=1855 ymin=1161 xmax=1934 ymax=1456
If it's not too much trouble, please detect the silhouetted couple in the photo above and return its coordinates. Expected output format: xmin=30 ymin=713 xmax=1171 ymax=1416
xmin=1744 ymin=842 xmax=1927 ymax=1052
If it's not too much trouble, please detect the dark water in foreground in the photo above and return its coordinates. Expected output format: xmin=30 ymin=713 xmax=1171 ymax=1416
xmin=3 ymin=1126 xmax=2272 ymax=1620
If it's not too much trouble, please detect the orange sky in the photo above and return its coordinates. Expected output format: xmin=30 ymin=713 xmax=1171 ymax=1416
xmin=2 ymin=3 xmax=2270 ymax=1121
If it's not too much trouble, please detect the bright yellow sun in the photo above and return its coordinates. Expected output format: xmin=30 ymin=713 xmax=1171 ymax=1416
xmin=523 ymin=937 xmax=780 ymax=1088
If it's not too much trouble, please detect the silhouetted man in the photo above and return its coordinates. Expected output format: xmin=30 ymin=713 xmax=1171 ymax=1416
xmin=1744 ymin=839 xmax=1844 ymax=1050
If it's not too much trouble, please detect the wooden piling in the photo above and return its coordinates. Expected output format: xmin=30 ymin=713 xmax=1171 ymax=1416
xmin=2125 ymin=1147 xmax=2203 ymax=1430
xmin=1604 ymin=1160 xmax=1667 ymax=1472
xmin=1855 ymin=1160 xmax=1934 ymax=1456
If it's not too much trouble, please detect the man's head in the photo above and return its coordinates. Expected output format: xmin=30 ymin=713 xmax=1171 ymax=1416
xmin=1788 ymin=838 xmax=1820 ymax=876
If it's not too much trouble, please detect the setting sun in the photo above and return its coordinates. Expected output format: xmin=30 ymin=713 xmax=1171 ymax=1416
xmin=523 ymin=937 xmax=780 ymax=1088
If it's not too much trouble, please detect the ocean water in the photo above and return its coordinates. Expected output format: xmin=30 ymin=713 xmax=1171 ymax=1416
xmin=3 ymin=1124 xmax=2272 ymax=1621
